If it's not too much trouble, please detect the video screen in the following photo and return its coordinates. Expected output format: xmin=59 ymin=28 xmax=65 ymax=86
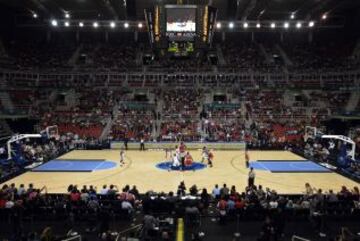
xmin=166 ymin=8 xmax=196 ymax=32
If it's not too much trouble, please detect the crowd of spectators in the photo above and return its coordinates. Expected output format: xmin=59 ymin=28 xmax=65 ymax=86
xmin=201 ymin=117 xmax=245 ymax=142
xmin=244 ymin=90 xmax=296 ymax=121
xmin=2 ymin=37 xmax=358 ymax=74
xmin=221 ymin=42 xmax=265 ymax=72
xmin=308 ymin=91 xmax=350 ymax=115
xmin=150 ymin=57 xmax=212 ymax=72
xmin=162 ymin=89 xmax=203 ymax=119
xmin=78 ymin=42 xmax=138 ymax=71
xmin=1 ymin=180 xmax=360 ymax=240
xmin=160 ymin=119 xmax=200 ymax=142
xmin=40 ymin=89 xmax=114 ymax=139
xmin=28 ymin=87 xmax=351 ymax=146
xmin=196 ymin=89 xmax=310 ymax=144
xmin=283 ymin=41 xmax=358 ymax=72
xmin=5 ymin=39 xmax=76 ymax=70
xmin=353 ymin=128 xmax=360 ymax=158
xmin=159 ymin=89 xmax=203 ymax=141
xmin=336 ymin=128 xmax=360 ymax=180
xmin=111 ymin=108 xmax=154 ymax=141
xmin=2 ymin=84 xmax=354 ymax=150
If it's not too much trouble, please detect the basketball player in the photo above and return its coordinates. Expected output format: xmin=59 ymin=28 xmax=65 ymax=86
xmin=208 ymin=150 xmax=214 ymax=167
xmin=120 ymin=149 xmax=125 ymax=166
xmin=179 ymin=142 xmax=187 ymax=169
xmin=165 ymin=147 xmax=172 ymax=160
xmin=172 ymin=153 xmax=181 ymax=168
xmin=184 ymin=152 xmax=193 ymax=167
xmin=201 ymin=146 xmax=209 ymax=163
xmin=245 ymin=150 xmax=250 ymax=168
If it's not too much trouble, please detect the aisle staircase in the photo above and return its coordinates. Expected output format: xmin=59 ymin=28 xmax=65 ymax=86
xmin=135 ymin=45 xmax=143 ymax=66
xmin=216 ymin=44 xmax=226 ymax=66
xmin=258 ymin=43 xmax=272 ymax=64
xmin=68 ymin=44 xmax=83 ymax=65
xmin=276 ymin=44 xmax=293 ymax=66
xmin=100 ymin=103 xmax=119 ymax=140
xmin=0 ymin=38 xmax=7 ymax=57
xmin=351 ymin=38 xmax=360 ymax=59
xmin=153 ymin=95 xmax=164 ymax=139
xmin=0 ymin=91 xmax=14 ymax=113
xmin=0 ymin=119 xmax=12 ymax=140
xmin=99 ymin=116 xmax=114 ymax=141
xmin=345 ymin=92 xmax=360 ymax=112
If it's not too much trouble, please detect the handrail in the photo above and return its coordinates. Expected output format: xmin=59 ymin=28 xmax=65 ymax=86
xmin=115 ymin=224 xmax=143 ymax=241
xmin=291 ymin=235 xmax=311 ymax=241
xmin=1 ymin=67 xmax=359 ymax=77
xmin=61 ymin=235 xmax=82 ymax=241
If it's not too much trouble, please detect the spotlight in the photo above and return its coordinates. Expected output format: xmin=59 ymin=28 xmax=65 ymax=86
xmin=229 ymin=22 xmax=234 ymax=28
xmin=65 ymin=13 xmax=70 ymax=19
xmin=64 ymin=21 xmax=70 ymax=27
xmin=308 ymin=21 xmax=315 ymax=27
xmin=93 ymin=22 xmax=99 ymax=28
xmin=290 ymin=13 xmax=295 ymax=19
xmin=216 ymin=22 xmax=221 ymax=29
xmin=110 ymin=21 xmax=116 ymax=28
xmin=322 ymin=14 xmax=327 ymax=20
xmin=256 ymin=23 xmax=261 ymax=28
xmin=79 ymin=22 xmax=84 ymax=27
xmin=33 ymin=13 xmax=38 ymax=18
xmin=51 ymin=19 xmax=58 ymax=27
xmin=270 ymin=22 xmax=276 ymax=28
xmin=284 ymin=22 xmax=289 ymax=29
xmin=243 ymin=22 xmax=248 ymax=28
xmin=138 ymin=22 xmax=143 ymax=28
xmin=296 ymin=22 xmax=302 ymax=29
xmin=124 ymin=22 xmax=129 ymax=28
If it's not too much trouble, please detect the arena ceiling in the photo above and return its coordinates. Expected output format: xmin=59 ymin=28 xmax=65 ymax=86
xmin=0 ymin=0 xmax=359 ymax=22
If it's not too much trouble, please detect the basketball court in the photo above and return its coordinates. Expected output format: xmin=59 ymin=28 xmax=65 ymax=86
xmin=3 ymin=149 xmax=359 ymax=194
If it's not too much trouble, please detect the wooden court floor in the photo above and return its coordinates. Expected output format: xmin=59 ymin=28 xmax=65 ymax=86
xmin=4 ymin=150 xmax=359 ymax=194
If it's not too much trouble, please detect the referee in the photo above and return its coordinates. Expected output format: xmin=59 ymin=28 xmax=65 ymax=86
xmin=140 ymin=138 xmax=145 ymax=151
xmin=248 ymin=167 xmax=256 ymax=187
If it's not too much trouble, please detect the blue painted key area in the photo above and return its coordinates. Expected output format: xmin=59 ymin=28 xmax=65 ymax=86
xmin=32 ymin=159 xmax=117 ymax=172
xmin=249 ymin=160 xmax=330 ymax=173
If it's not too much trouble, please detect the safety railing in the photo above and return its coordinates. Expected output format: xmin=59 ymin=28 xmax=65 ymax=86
xmin=291 ymin=235 xmax=311 ymax=241
xmin=115 ymin=224 xmax=143 ymax=241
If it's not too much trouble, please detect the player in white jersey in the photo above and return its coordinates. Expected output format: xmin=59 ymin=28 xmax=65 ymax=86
xmin=201 ymin=146 xmax=209 ymax=163
xmin=165 ymin=147 xmax=172 ymax=160
xmin=120 ymin=149 xmax=125 ymax=165
xmin=172 ymin=153 xmax=181 ymax=168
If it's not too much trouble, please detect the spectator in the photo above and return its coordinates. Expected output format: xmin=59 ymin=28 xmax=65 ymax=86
xmin=212 ymin=184 xmax=221 ymax=199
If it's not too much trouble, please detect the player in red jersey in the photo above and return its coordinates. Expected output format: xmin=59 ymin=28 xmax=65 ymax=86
xmin=208 ymin=150 xmax=214 ymax=167
xmin=184 ymin=152 xmax=193 ymax=166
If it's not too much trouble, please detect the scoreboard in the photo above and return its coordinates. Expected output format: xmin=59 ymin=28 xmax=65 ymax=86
xmin=145 ymin=4 xmax=217 ymax=51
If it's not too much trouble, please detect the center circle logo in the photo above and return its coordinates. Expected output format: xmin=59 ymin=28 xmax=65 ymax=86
xmin=156 ymin=161 xmax=207 ymax=171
